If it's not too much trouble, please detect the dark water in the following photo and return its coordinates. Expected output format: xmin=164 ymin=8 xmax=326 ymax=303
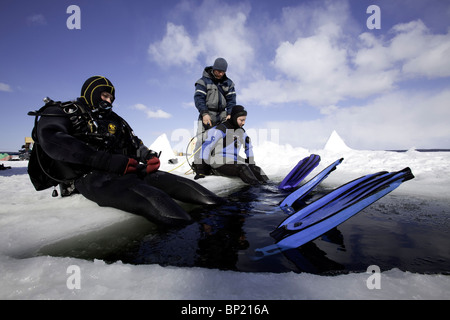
xmin=39 ymin=182 xmax=450 ymax=275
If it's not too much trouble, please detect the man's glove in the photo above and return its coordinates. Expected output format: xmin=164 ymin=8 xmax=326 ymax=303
xmin=124 ymin=158 xmax=139 ymax=174
xmin=100 ymin=154 xmax=138 ymax=175
xmin=146 ymin=157 xmax=160 ymax=173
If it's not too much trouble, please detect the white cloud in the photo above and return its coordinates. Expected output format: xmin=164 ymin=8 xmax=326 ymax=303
xmin=268 ymin=0 xmax=357 ymax=41
xmin=273 ymin=25 xmax=347 ymax=83
xmin=354 ymin=33 xmax=393 ymax=72
xmin=147 ymin=0 xmax=254 ymax=82
xmin=181 ymin=101 xmax=194 ymax=109
xmin=320 ymin=105 xmax=339 ymax=116
xmin=148 ymin=23 xmax=201 ymax=68
xmin=396 ymin=22 xmax=450 ymax=78
xmin=27 ymin=14 xmax=47 ymax=26
xmin=356 ymin=20 xmax=450 ymax=79
xmin=241 ymin=16 xmax=450 ymax=107
xmin=0 ymin=83 xmax=12 ymax=92
xmin=196 ymin=12 xmax=254 ymax=77
xmin=264 ymin=89 xmax=450 ymax=150
xmin=241 ymin=20 xmax=399 ymax=106
xmin=131 ymin=103 xmax=172 ymax=119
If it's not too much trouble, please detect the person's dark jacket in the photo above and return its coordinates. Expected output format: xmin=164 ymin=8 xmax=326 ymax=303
xmin=194 ymin=67 xmax=236 ymax=117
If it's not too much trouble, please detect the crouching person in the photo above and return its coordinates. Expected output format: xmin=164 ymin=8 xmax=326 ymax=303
xmin=195 ymin=105 xmax=269 ymax=185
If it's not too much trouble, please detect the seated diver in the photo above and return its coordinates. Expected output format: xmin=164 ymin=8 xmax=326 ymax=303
xmin=28 ymin=76 xmax=224 ymax=226
xmin=194 ymin=105 xmax=269 ymax=185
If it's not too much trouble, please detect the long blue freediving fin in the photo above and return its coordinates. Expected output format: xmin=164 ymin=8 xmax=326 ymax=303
xmin=278 ymin=154 xmax=321 ymax=190
xmin=279 ymin=157 xmax=344 ymax=214
xmin=255 ymin=167 xmax=414 ymax=258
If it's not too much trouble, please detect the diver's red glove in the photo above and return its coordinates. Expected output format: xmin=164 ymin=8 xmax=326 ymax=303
xmin=146 ymin=157 xmax=160 ymax=173
xmin=124 ymin=158 xmax=139 ymax=174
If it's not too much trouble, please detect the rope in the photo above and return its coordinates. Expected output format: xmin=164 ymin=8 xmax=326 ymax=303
xmin=166 ymin=136 xmax=202 ymax=174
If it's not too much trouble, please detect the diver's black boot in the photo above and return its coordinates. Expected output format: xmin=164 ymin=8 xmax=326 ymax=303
xmin=238 ymin=166 xmax=264 ymax=185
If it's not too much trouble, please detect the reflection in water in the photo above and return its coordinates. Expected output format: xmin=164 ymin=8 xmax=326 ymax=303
xmin=197 ymin=214 xmax=249 ymax=270
xmin=281 ymin=229 xmax=346 ymax=274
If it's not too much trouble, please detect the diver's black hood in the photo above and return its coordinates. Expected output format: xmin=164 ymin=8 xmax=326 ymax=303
xmin=80 ymin=76 xmax=115 ymax=108
xmin=228 ymin=105 xmax=247 ymax=129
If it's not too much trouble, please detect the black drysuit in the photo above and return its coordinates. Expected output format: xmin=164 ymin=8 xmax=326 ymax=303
xmin=29 ymin=100 xmax=223 ymax=226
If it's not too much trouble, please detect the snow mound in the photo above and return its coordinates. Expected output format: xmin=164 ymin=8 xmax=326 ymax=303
xmin=324 ymin=130 xmax=352 ymax=152
xmin=149 ymin=134 xmax=176 ymax=162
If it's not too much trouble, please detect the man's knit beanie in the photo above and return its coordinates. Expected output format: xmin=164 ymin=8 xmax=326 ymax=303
xmin=212 ymin=58 xmax=228 ymax=72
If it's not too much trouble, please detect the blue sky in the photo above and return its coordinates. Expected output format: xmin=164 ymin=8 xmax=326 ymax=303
xmin=1 ymin=0 xmax=449 ymax=152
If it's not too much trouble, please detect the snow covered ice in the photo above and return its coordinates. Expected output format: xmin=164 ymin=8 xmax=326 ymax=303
xmin=0 ymin=131 xmax=449 ymax=300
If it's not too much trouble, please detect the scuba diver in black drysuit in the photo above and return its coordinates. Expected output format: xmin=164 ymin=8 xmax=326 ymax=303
xmin=28 ymin=76 xmax=224 ymax=226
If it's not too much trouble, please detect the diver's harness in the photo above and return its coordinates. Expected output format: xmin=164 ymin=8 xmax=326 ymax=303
xmin=28 ymin=97 xmax=141 ymax=196
xmin=29 ymin=97 xmax=100 ymax=140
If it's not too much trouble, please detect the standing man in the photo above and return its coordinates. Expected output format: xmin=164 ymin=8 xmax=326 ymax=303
xmin=193 ymin=58 xmax=236 ymax=174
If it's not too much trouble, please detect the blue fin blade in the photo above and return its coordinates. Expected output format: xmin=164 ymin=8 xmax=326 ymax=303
xmin=279 ymin=158 xmax=344 ymax=211
xmin=272 ymin=167 xmax=414 ymax=244
xmin=255 ymin=167 xmax=414 ymax=258
xmin=277 ymin=171 xmax=385 ymax=227
xmin=257 ymin=182 xmax=401 ymax=258
xmin=278 ymin=154 xmax=321 ymax=190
